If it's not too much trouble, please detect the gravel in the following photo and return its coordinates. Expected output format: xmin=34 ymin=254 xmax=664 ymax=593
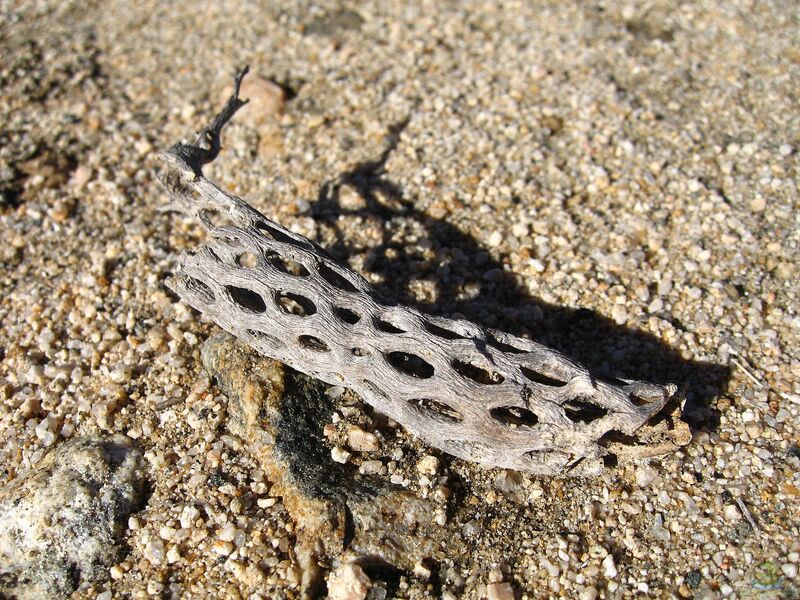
xmin=0 ymin=0 xmax=798 ymax=598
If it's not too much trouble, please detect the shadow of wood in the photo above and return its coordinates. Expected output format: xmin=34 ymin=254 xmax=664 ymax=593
xmin=310 ymin=122 xmax=729 ymax=431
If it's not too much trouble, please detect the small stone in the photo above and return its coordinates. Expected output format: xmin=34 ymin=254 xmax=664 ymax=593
xmin=416 ymin=455 xmax=439 ymax=476
xmin=109 ymin=365 xmax=131 ymax=384
xmin=635 ymin=465 xmax=658 ymax=487
xmin=750 ymin=196 xmax=766 ymax=212
xmin=211 ymin=540 xmax=234 ymax=556
xmin=109 ymin=564 xmax=125 ymax=580
xmin=782 ymin=563 xmax=797 ymax=579
xmin=179 ymin=505 xmax=199 ymax=529
xmin=494 ymin=469 xmax=523 ymax=493
xmin=487 ymin=582 xmax=514 ymax=600
xmin=723 ymin=504 xmax=742 ymax=522
xmin=331 ymin=446 xmax=351 ymax=464
xmin=222 ymin=75 xmax=285 ymax=128
xmin=147 ymin=326 xmax=166 ymax=350
xmin=358 ymin=460 xmax=383 ymax=475
xmin=579 ymin=586 xmax=598 ymax=600
xmin=602 ymin=555 xmax=618 ymax=578
xmin=145 ymin=538 xmax=165 ymax=565
xmin=0 ymin=436 xmax=144 ymax=599
xmin=217 ymin=523 xmax=239 ymax=542
xmin=257 ymin=497 xmax=278 ymax=509
xmin=610 ymin=305 xmax=627 ymax=325
xmin=413 ymin=561 xmax=432 ymax=579
xmin=488 ymin=231 xmax=504 ymax=247
xmin=328 ymin=562 xmax=371 ymax=600
xmin=347 ymin=426 xmax=380 ymax=452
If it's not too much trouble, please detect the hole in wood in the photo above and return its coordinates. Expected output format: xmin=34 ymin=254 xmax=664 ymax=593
xmin=374 ymin=316 xmax=406 ymax=334
xmin=598 ymin=429 xmax=641 ymax=447
xmin=184 ymin=276 xmax=215 ymax=304
xmin=386 ymin=352 xmax=435 ymax=379
xmin=351 ymin=347 xmax=369 ymax=357
xmin=255 ymin=221 xmax=297 ymax=243
xmin=452 ymin=359 xmax=504 ymax=384
xmin=490 ymin=406 xmax=540 ymax=428
xmin=264 ymin=252 xmax=309 ymax=276
xmin=276 ymin=292 xmax=316 ymax=316
xmin=317 ymin=262 xmax=359 ymax=292
xmin=423 ymin=321 xmax=465 ymax=340
xmin=487 ymin=335 xmax=526 ymax=354
xmin=525 ymin=449 xmax=568 ymax=464
xmin=236 ymin=252 xmax=258 ymax=268
xmin=563 ymin=399 xmax=608 ymax=424
xmin=600 ymin=375 xmax=628 ymax=387
xmin=629 ymin=389 xmax=661 ymax=406
xmin=299 ymin=335 xmax=330 ymax=352
xmin=227 ymin=285 xmax=266 ymax=313
xmin=246 ymin=329 xmax=283 ymax=347
xmin=520 ymin=366 xmax=567 ymax=387
xmin=334 ymin=306 xmax=361 ymax=325
xmin=410 ymin=398 xmax=463 ymax=423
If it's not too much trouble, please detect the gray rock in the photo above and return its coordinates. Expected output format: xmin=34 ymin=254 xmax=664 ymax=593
xmin=0 ymin=435 xmax=145 ymax=599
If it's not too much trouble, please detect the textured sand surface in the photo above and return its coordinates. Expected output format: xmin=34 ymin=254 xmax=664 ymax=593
xmin=1 ymin=1 xmax=798 ymax=598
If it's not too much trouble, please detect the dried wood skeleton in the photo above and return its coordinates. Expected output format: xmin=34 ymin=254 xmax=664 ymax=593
xmin=160 ymin=68 xmax=690 ymax=476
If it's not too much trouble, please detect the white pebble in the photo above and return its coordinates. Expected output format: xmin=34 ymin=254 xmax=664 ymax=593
xmin=578 ymin=586 xmax=597 ymax=600
xmin=179 ymin=505 xmax=199 ymax=529
xmin=145 ymin=538 xmax=165 ymax=564
xmin=328 ymin=563 xmax=371 ymax=600
xmin=331 ymin=446 xmax=351 ymax=464
xmin=347 ymin=426 xmax=380 ymax=452
xmin=257 ymin=497 xmax=278 ymax=509
xmin=723 ymin=504 xmax=742 ymax=522
xmin=602 ymin=555 xmax=617 ymax=578
xmin=211 ymin=540 xmax=234 ymax=556
xmin=782 ymin=563 xmax=798 ymax=579
xmin=416 ymin=455 xmax=439 ymax=476
xmin=487 ymin=582 xmax=514 ymax=600
xmin=359 ymin=460 xmax=383 ymax=475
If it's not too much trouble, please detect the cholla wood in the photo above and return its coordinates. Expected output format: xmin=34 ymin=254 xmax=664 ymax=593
xmin=160 ymin=69 xmax=683 ymax=476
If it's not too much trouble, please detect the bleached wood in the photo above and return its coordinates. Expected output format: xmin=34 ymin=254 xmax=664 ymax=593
xmin=159 ymin=68 xmax=684 ymax=475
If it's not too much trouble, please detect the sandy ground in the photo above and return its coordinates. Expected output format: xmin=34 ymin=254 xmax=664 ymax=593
xmin=0 ymin=0 xmax=798 ymax=598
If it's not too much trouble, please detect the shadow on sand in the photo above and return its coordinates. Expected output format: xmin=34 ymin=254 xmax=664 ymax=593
xmin=309 ymin=121 xmax=729 ymax=430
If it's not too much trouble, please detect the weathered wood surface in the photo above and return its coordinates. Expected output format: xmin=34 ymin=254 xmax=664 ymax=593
xmin=160 ymin=69 xmax=689 ymax=476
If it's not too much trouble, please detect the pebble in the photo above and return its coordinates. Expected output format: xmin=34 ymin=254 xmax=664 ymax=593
xmin=782 ymin=563 xmax=798 ymax=579
xmin=327 ymin=563 xmax=371 ymax=600
xmin=602 ymin=555 xmax=618 ymax=579
xmin=221 ymin=74 xmax=285 ymax=128
xmin=211 ymin=540 xmax=234 ymax=556
xmin=347 ymin=425 xmax=380 ymax=452
xmin=0 ymin=436 xmax=145 ymax=597
xmin=331 ymin=446 xmax=351 ymax=464
xmin=723 ymin=504 xmax=742 ymax=523
xmin=487 ymin=582 xmax=514 ymax=600
xmin=578 ymin=586 xmax=598 ymax=600
xmin=416 ymin=455 xmax=439 ymax=476
xmin=358 ymin=460 xmax=383 ymax=475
